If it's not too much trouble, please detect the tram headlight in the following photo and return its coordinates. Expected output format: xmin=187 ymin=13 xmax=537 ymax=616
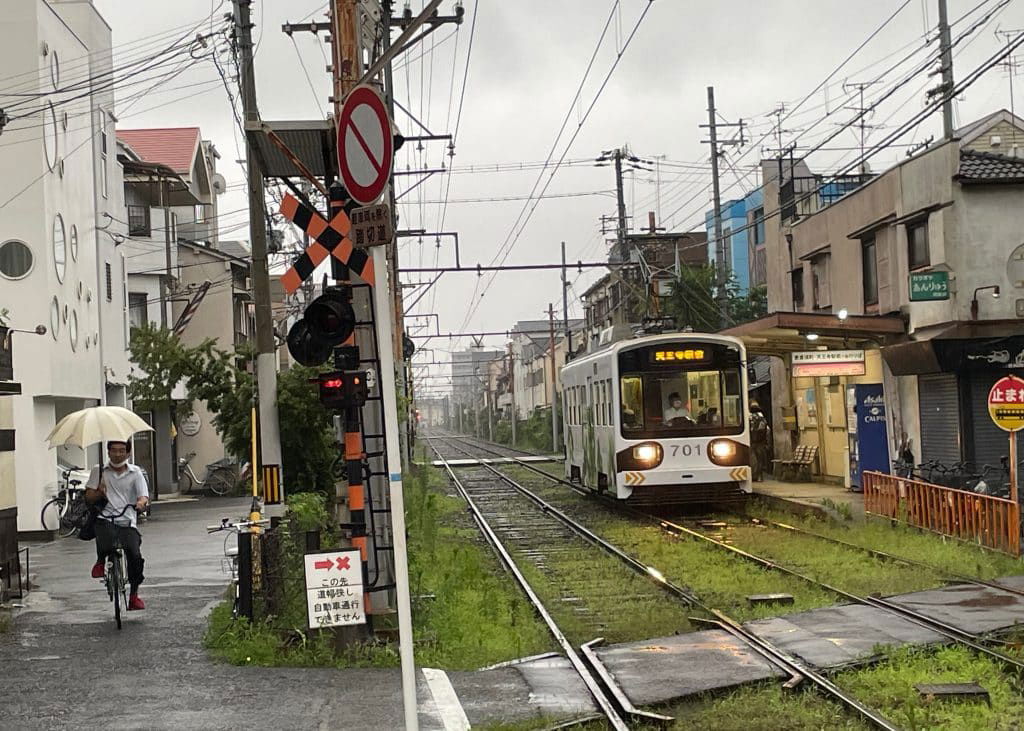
xmin=632 ymin=442 xmax=663 ymax=465
xmin=707 ymin=438 xmax=747 ymax=466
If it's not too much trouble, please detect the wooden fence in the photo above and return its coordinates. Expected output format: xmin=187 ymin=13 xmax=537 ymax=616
xmin=863 ymin=471 xmax=1021 ymax=556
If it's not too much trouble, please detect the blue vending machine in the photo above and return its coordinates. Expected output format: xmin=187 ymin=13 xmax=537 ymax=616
xmin=848 ymin=383 xmax=891 ymax=491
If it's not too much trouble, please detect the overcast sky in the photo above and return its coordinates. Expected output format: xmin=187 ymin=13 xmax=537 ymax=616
xmin=93 ymin=0 xmax=1024 ymax=394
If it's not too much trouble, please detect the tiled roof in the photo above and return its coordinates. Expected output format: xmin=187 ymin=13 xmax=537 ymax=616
xmin=116 ymin=127 xmax=200 ymax=173
xmin=957 ymin=149 xmax=1024 ymax=184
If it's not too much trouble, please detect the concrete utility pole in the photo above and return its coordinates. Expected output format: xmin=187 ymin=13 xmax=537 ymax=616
xmin=547 ymin=303 xmax=559 ymax=452
xmin=938 ymin=0 xmax=955 ymax=140
xmin=233 ymin=0 xmax=284 ymax=504
xmin=508 ymin=343 xmax=517 ymax=447
xmin=614 ymin=149 xmax=628 ymax=258
xmin=561 ymin=241 xmax=571 ymax=358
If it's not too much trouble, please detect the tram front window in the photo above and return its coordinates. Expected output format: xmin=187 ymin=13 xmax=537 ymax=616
xmin=620 ymin=367 xmax=743 ymax=438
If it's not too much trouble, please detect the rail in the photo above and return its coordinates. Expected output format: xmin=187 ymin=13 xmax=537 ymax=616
xmin=863 ymin=471 xmax=1021 ymax=556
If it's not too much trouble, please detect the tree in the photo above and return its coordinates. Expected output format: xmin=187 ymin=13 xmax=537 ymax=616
xmin=662 ymin=266 xmax=767 ymax=332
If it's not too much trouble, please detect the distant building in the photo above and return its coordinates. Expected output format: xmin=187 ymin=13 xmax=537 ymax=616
xmin=704 ymin=187 xmax=765 ymax=293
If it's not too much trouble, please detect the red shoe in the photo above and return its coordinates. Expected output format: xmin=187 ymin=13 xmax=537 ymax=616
xmin=91 ymin=561 xmax=104 ymax=579
xmin=128 ymin=594 xmax=145 ymax=611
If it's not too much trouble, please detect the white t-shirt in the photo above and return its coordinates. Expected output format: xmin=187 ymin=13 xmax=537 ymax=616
xmin=86 ymin=462 xmax=148 ymax=528
xmin=664 ymin=405 xmax=690 ymax=421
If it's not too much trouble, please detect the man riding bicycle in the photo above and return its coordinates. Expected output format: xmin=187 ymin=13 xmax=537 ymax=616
xmin=84 ymin=440 xmax=149 ymax=610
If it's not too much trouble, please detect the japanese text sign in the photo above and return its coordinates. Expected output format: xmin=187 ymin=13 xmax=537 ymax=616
xmin=303 ymin=549 xmax=366 ymax=628
xmin=350 ymin=203 xmax=394 ymax=249
xmin=909 ymin=271 xmax=949 ymax=302
xmin=988 ymin=374 xmax=1024 ymax=432
xmin=792 ymin=350 xmax=866 ymax=378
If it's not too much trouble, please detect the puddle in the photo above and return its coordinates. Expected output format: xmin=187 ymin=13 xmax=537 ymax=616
xmin=952 ymin=594 xmax=1017 ymax=608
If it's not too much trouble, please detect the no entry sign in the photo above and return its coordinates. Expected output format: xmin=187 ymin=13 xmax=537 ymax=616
xmin=338 ymin=85 xmax=394 ymax=205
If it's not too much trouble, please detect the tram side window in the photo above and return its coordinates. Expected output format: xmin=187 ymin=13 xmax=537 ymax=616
xmin=621 ymin=376 xmax=643 ymax=431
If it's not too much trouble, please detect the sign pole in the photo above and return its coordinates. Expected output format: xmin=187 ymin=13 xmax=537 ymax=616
xmin=1011 ymin=433 xmax=1019 ymax=506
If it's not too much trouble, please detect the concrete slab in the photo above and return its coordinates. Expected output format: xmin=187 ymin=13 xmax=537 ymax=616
xmin=753 ymin=479 xmax=865 ymax=520
xmin=593 ymin=630 xmax=785 ymax=706
xmin=995 ymin=575 xmax=1024 ymax=592
xmin=744 ymin=603 xmax=946 ymax=669
xmin=886 ymin=582 xmax=1024 ymax=635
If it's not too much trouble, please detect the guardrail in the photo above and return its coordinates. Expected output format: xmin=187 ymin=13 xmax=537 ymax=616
xmin=864 ymin=471 xmax=1020 ymax=556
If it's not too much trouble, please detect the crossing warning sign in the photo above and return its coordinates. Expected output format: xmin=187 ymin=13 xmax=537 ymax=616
xmin=988 ymin=374 xmax=1024 ymax=432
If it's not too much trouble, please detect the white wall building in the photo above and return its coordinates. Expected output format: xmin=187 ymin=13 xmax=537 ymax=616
xmin=0 ymin=0 xmax=131 ymax=536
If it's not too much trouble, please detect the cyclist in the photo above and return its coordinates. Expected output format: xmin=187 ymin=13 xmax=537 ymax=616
xmin=84 ymin=440 xmax=149 ymax=611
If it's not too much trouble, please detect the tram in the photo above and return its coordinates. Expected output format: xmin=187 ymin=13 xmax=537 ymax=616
xmin=561 ymin=332 xmax=751 ymax=504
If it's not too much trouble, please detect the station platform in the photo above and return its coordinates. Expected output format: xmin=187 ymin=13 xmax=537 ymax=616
xmin=752 ymin=478 xmax=865 ymax=520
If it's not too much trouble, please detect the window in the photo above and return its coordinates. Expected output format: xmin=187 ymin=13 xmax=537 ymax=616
xmin=53 ymin=214 xmax=66 ymax=283
xmin=128 ymin=205 xmax=151 ymax=237
xmin=69 ymin=224 xmax=78 ymax=262
xmin=0 ymin=240 xmax=33 ymax=279
xmin=105 ymin=262 xmax=112 ymax=301
xmin=129 ymin=292 xmax=148 ymax=332
xmin=44 ymin=102 xmax=58 ymax=171
xmin=99 ymin=111 xmax=108 ymax=199
xmin=751 ymin=207 xmax=765 ymax=247
xmin=69 ymin=310 xmax=78 ymax=352
xmin=791 ymin=268 xmax=805 ymax=310
xmin=170 ymin=212 xmax=178 ymax=242
xmin=195 ymin=204 xmax=206 ymax=224
xmin=862 ymin=237 xmax=878 ymax=307
xmin=811 ymin=254 xmax=831 ymax=310
xmin=907 ymin=220 xmax=929 ymax=270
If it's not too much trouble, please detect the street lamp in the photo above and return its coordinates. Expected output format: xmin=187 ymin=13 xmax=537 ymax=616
xmin=837 ymin=307 xmax=849 ymax=321
xmin=805 ymin=332 xmax=820 ymax=341
xmin=970 ymin=285 xmax=1000 ymax=320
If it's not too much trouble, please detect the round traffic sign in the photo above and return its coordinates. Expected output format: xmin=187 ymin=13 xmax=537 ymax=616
xmin=337 ymin=85 xmax=394 ymax=205
xmin=987 ymin=374 xmax=1024 ymax=432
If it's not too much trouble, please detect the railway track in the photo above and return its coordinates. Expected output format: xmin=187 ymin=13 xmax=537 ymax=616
xmin=426 ymin=432 xmax=902 ymax=730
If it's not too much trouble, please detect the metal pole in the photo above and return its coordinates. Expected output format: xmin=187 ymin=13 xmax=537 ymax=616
xmin=233 ymin=0 xmax=283 ymax=509
xmin=160 ymin=174 xmax=171 ymax=329
xmin=508 ymin=343 xmax=517 ymax=447
xmin=1011 ymin=432 xmax=1019 ymax=507
xmin=237 ymin=531 xmax=253 ymax=620
xmin=707 ymin=86 xmax=728 ymax=328
xmin=561 ymin=241 xmax=571 ymax=358
xmin=938 ymin=0 xmax=955 ymax=140
xmin=548 ymin=303 xmax=559 ymax=452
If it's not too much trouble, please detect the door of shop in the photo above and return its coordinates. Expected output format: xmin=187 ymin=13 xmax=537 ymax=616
xmin=918 ymin=373 xmax=961 ymax=465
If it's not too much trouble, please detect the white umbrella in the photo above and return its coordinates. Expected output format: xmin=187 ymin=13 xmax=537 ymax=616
xmin=46 ymin=406 xmax=154 ymax=449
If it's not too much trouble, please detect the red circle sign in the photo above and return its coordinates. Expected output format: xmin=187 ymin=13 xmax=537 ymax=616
xmin=988 ymin=374 xmax=1024 ymax=433
xmin=337 ymin=86 xmax=394 ymax=205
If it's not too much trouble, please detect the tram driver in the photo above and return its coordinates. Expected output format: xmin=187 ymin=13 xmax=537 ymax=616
xmin=663 ymin=392 xmax=692 ymax=425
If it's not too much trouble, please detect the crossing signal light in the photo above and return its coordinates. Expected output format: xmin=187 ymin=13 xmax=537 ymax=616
xmin=317 ymin=370 xmax=369 ymax=410
xmin=287 ymin=287 xmax=356 ymax=367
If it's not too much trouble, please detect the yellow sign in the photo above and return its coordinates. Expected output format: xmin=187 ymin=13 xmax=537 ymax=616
xmin=729 ymin=466 xmax=749 ymax=481
xmin=654 ymin=349 xmax=705 ymax=362
xmin=623 ymin=472 xmax=646 ymax=486
xmin=988 ymin=375 xmax=1024 ymax=433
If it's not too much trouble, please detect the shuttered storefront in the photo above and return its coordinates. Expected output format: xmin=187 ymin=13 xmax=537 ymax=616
xmin=967 ymin=372 xmax=1022 ymax=469
xmin=918 ymin=373 xmax=961 ymax=465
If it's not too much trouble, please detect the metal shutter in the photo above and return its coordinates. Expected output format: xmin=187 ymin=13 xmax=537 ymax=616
xmin=968 ymin=372 xmax=1021 ymax=469
xmin=918 ymin=373 xmax=961 ymax=465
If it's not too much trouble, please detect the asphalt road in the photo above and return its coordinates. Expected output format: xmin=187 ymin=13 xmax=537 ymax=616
xmin=1 ymin=498 xmax=442 ymax=731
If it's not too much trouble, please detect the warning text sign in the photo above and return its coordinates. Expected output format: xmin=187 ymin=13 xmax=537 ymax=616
xmin=303 ymin=550 xmax=365 ymax=628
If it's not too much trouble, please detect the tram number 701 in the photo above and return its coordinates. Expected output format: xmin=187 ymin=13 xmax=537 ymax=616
xmin=670 ymin=444 xmax=701 ymax=457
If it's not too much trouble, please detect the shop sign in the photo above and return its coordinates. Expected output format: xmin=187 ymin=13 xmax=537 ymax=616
xmin=792 ymin=349 xmax=866 ymax=377
xmin=909 ymin=271 xmax=949 ymax=301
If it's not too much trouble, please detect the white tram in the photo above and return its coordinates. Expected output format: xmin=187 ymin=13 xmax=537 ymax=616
xmin=561 ymin=332 xmax=751 ymax=504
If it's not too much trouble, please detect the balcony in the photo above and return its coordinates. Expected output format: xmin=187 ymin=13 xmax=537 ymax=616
xmin=127 ymin=205 xmax=151 ymax=237
xmin=781 ymin=174 xmax=874 ymax=222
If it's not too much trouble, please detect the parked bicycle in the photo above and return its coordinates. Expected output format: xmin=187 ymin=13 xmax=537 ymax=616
xmin=40 ymin=466 xmax=88 ymax=537
xmin=99 ymin=504 xmax=136 ymax=630
xmin=206 ymin=516 xmax=269 ymax=618
xmin=177 ymin=452 xmax=240 ymax=496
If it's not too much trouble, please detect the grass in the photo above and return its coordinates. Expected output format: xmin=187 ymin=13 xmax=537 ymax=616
xmin=0 ymin=610 xmax=10 ymax=633
xmin=840 ymin=645 xmax=1024 ymax=730
xmin=204 ymin=462 xmax=554 ymax=671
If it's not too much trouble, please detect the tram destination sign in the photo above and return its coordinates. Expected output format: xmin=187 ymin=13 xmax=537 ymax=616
xmin=909 ymin=271 xmax=949 ymax=301
xmin=792 ymin=349 xmax=866 ymax=377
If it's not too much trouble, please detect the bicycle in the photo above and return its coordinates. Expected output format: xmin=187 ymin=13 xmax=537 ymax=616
xmin=98 ymin=504 xmax=136 ymax=631
xmin=177 ymin=452 xmax=239 ymax=496
xmin=40 ymin=467 xmax=87 ymax=537
xmin=206 ymin=516 xmax=269 ymax=618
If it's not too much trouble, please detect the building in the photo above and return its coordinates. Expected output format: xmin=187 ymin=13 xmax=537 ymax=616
xmin=581 ymin=229 xmax=707 ymax=350
xmin=731 ymin=110 xmax=1024 ymax=482
xmin=451 ymin=347 xmax=503 ymax=430
xmin=116 ymin=126 xmax=228 ymax=495
xmin=0 ymin=0 xmax=132 ymax=537
xmin=704 ymin=187 xmax=766 ymax=293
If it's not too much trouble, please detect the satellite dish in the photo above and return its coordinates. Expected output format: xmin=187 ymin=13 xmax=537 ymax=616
xmin=211 ymin=173 xmax=227 ymax=194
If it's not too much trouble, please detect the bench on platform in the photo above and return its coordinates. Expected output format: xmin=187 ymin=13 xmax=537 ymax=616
xmin=772 ymin=444 xmax=818 ymax=482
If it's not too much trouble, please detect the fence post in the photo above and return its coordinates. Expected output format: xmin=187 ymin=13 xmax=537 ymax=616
xmin=305 ymin=530 xmax=321 ymax=552
xmin=237 ymin=531 xmax=253 ymax=621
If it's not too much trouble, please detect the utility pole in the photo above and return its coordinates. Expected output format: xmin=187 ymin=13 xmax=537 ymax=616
xmin=508 ymin=343 xmax=517 ymax=447
xmin=547 ymin=303 xmax=559 ymax=452
xmin=614 ymin=149 xmax=627 ymax=259
xmin=700 ymin=87 xmax=745 ymax=330
xmin=561 ymin=241 xmax=571 ymax=358
xmin=937 ymin=0 xmax=955 ymax=140
xmin=233 ymin=0 xmax=284 ymax=506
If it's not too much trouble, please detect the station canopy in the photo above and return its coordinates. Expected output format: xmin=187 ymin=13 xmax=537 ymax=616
xmin=719 ymin=311 xmax=906 ymax=358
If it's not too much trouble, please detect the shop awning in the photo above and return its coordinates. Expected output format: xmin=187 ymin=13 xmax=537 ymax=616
xmin=720 ymin=311 xmax=906 ymax=358
xmin=881 ymin=320 xmax=1024 ymax=375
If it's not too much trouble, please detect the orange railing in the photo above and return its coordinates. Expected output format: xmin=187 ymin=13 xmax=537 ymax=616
xmin=863 ymin=471 xmax=1021 ymax=556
